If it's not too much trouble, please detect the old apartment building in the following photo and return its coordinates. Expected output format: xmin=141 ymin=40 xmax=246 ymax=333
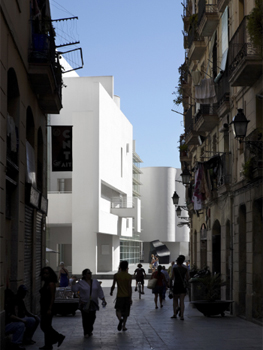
xmin=0 ymin=0 xmax=62 ymax=345
xmin=178 ymin=0 xmax=262 ymax=322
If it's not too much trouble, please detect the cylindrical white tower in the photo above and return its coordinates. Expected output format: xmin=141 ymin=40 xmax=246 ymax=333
xmin=140 ymin=167 xmax=189 ymax=262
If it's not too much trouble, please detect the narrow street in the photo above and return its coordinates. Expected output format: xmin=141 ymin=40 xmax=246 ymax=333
xmin=28 ymin=283 xmax=262 ymax=350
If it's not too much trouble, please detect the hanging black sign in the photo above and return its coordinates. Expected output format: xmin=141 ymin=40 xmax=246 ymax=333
xmin=51 ymin=126 xmax=73 ymax=171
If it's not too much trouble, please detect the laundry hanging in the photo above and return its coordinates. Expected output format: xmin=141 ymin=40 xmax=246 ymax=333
xmin=195 ymin=78 xmax=217 ymax=104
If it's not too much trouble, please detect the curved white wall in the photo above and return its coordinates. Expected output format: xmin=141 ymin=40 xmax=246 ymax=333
xmin=140 ymin=167 xmax=189 ymax=243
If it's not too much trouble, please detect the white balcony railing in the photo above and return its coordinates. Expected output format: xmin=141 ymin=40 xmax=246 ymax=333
xmin=111 ymin=196 xmax=134 ymax=209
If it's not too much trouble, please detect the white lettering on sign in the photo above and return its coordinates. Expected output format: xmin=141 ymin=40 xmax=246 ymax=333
xmin=62 ymin=131 xmax=71 ymax=161
xmin=63 ymin=130 xmax=70 ymax=138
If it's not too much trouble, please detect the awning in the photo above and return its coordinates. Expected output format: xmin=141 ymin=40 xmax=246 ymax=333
xmin=46 ymin=247 xmax=58 ymax=253
xmin=220 ymin=48 xmax=228 ymax=72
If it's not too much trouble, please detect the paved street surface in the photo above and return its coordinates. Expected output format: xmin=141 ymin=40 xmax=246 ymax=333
xmin=25 ymin=281 xmax=262 ymax=350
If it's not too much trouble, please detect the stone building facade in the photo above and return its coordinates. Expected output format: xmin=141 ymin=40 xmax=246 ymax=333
xmin=0 ymin=1 xmax=62 ymax=346
xmin=178 ymin=0 xmax=262 ymax=322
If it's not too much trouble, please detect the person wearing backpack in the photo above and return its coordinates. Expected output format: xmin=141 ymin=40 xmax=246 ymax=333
xmin=134 ymin=264 xmax=146 ymax=294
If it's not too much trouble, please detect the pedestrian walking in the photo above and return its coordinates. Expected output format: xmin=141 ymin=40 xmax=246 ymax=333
xmin=150 ymin=254 xmax=155 ymax=271
xmin=170 ymin=256 xmax=189 ymax=320
xmin=134 ymin=263 xmax=146 ymax=294
xmin=71 ymin=269 xmax=107 ymax=338
xmin=110 ymin=260 xmax=132 ymax=332
xmin=39 ymin=267 xmax=65 ymax=350
xmin=161 ymin=266 xmax=170 ymax=300
xmin=151 ymin=265 xmax=167 ymax=309
xmin=167 ymin=261 xmax=175 ymax=279
xmin=153 ymin=256 xmax=159 ymax=271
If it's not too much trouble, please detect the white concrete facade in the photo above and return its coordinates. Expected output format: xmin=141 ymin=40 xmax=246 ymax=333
xmin=47 ymin=75 xmax=141 ymax=274
xmin=140 ymin=167 xmax=190 ymax=262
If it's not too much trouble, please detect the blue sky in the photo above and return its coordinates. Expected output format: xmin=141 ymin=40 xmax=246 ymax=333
xmin=50 ymin=0 xmax=185 ymax=168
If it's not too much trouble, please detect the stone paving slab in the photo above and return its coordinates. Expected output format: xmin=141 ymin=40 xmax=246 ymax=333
xmin=23 ymin=283 xmax=262 ymax=350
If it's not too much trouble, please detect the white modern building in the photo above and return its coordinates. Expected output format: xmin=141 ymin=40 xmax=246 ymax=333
xmin=140 ymin=167 xmax=190 ymax=262
xmin=46 ymin=74 xmax=141 ymax=274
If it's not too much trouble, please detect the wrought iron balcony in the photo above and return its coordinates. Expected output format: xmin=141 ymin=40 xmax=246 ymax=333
xmin=179 ymin=134 xmax=191 ymax=162
xmin=185 ymin=107 xmax=193 ymax=134
xmin=229 ymin=16 xmax=262 ymax=87
xmin=244 ymin=128 xmax=263 ymax=180
xmin=188 ymin=27 xmax=206 ymax=61
xmin=198 ymin=0 xmax=219 ymax=37
xmin=182 ymin=0 xmax=191 ymax=31
xmin=28 ymin=20 xmax=62 ymax=114
xmin=195 ymin=104 xmax=219 ymax=132
xmin=184 ymin=108 xmax=199 ymax=145
xmin=183 ymin=31 xmax=189 ymax=50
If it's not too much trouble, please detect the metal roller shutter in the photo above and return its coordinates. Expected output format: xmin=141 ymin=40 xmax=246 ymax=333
xmin=24 ymin=205 xmax=34 ymax=311
xmin=35 ymin=211 xmax=43 ymax=314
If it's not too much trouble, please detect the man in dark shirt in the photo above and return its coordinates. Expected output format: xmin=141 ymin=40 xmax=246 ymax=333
xmin=134 ymin=263 xmax=146 ymax=294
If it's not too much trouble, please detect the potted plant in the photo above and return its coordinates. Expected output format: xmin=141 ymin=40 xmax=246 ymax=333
xmin=178 ymin=143 xmax=188 ymax=156
xmin=189 ymin=13 xmax=198 ymax=31
xmin=190 ymin=268 xmax=233 ymax=317
xmin=242 ymin=159 xmax=253 ymax=181
xmin=247 ymin=0 xmax=263 ymax=56
xmin=173 ymin=62 xmax=190 ymax=107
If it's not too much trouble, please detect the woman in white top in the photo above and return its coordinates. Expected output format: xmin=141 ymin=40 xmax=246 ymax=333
xmin=71 ymin=269 xmax=107 ymax=338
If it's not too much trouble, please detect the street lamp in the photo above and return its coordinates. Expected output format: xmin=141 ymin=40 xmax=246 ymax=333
xmin=175 ymin=205 xmax=189 ymax=220
xmin=230 ymin=108 xmax=263 ymax=152
xmin=176 ymin=206 xmax=182 ymax=217
xmin=230 ymin=108 xmax=250 ymax=140
xmin=171 ymin=191 xmax=179 ymax=205
xmin=180 ymin=165 xmax=191 ymax=185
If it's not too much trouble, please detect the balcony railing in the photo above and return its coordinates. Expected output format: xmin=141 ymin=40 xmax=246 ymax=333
xmin=188 ymin=27 xmax=204 ymax=49
xmin=28 ymin=19 xmax=62 ymax=113
xmin=111 ymin=197 xmax=134 ymax=209
xmin=229 ymin=16 xmax=262 ymax=86
xmin=194 ymin=104 xmax=219 ymax=132
xmin=198 ymin=0 xmax=219 ymax=37
xmin=182 ymin=0 xmax=190 ymax=18
xmin=185 ymin=108 xmax=193 ymax=135
xmin=183 ymin=31 xmax=189 ymax=49
xmin=195 ymin=104 xmax=218 ymax=122
xmin=198 ymin=0 xmax=218 ymax=24
xmin=244 ymin=128 xmax=263 ymax=163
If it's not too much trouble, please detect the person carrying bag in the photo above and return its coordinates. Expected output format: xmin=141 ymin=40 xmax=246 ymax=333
xmin=71 ymin=269 xmax=107 ymax=338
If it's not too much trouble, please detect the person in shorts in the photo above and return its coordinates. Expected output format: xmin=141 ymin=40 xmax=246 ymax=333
xmin=151 ymin=265 xmax=167 ymax=309
xmin=110 ymin=261 xmax=132 ymax=332
xmin=134 ymin=263 xmax=146 ymax=294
